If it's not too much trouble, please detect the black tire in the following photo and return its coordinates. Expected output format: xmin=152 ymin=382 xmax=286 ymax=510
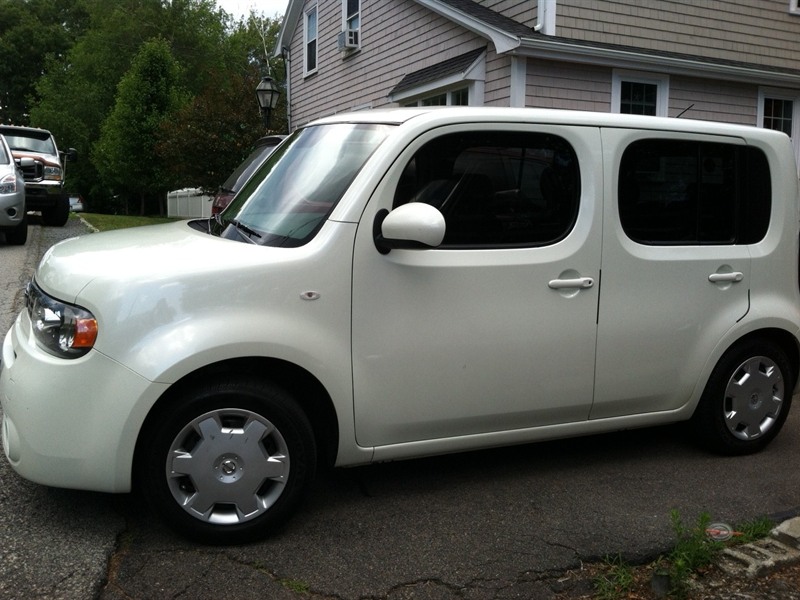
xmin=138 ymin=377 xmax=317 ymax=544
xmin=41 ymin=194 xmax=69 ymax=226
xmin=5 ymin=212 xmax=27 ymax=245
xmin=690 ymin=340 xmax=794 ymax=455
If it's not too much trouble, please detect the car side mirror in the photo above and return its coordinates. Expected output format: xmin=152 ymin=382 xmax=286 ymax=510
xmin=373 ymin=203 xmax=446 ymax=254
xmin=17 ymin=157 xmax=35 ymax=168
xmin=64 ymin=148 xmax=78 ymax=162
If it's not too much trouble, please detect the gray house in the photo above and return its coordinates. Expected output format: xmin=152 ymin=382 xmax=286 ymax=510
xmin=276 ymin=0 xmax=800 ymax=166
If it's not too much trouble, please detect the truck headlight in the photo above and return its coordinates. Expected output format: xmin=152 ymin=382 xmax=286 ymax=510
xmin=43 ymin=165 xmax=62 ymax=181
xmin=25 ymin=280 xmax=97 ymax=358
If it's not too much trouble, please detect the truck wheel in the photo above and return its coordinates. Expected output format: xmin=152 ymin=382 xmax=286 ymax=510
xmin=41 ymin=194 xmax=69 ymax=226
xmin=5 ymin=213 xmax=27 ymax=245
xmin=690 ymin=340 xmax=794 ymax=455
xmin=138 ymin=377 xmax=317 ymax=544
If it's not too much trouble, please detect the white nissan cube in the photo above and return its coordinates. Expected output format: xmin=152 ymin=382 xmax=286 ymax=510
xmin=2 ymin=108 xmax=800 ymax=544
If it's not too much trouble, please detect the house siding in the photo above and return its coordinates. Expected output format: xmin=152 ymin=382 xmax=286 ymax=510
xmin=287 ymin=0 xmax=491 ymax=127
xmin=283 ymin=0 xmax=800 ymax=141
xmin=525 ymin=60 xmax=611 ymax=112
xmin=668 ymin=77 xmax=758 ymax=125
xmin=553 ymin=0 xmax=800 ymax=73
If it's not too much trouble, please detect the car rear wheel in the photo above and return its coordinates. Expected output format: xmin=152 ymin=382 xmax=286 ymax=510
xmin=138 ymin=377 xmax=317 ymax=544
xmin=690 ymin=340 xmax=794 ymax=455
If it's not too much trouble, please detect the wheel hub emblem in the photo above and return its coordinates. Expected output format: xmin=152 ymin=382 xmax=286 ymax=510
xmin=215 ymin=454 xmax=243 ymax=483
xmin=750 ymin=392 xmax=762 ymax=409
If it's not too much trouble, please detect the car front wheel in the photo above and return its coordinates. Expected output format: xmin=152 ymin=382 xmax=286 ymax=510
xmin=138 ymin=377 xmax=317 ymax=544
xmin=691 ymin=340 xmax=794 ymax=455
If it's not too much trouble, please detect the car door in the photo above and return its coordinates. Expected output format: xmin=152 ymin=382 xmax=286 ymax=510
xmin=591 ymin=130 xmax=755 ymax=419
xmin=351 ymin=124 xmax=603 ymax=449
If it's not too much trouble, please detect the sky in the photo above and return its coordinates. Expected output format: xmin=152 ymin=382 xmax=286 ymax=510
xmin=216 ymin=0 xmax=289 ymax=20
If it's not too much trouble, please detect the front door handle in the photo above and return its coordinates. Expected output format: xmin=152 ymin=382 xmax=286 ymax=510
xmin=548 ymin=277 xmax=594 ymax=290
xmin=708 ymin=272 xmax=744 ymax=283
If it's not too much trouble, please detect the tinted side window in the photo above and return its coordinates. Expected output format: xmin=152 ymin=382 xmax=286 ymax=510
xmin=619 ymin=140 xmax=770 ymax=245
xmin=394 ymin=132 xmax=580 ymax=247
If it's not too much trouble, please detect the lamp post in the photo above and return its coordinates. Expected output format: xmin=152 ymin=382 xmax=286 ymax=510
xmin=255 ymin=75 xmax=281 ymax=130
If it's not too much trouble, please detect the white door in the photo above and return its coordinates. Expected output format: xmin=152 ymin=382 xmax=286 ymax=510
xmin=592 ymin=130 xmax=754 ymax=419
xmin=351 ymin=125 xmax=603 ymax=448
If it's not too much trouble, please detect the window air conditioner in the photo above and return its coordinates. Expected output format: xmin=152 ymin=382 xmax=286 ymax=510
xmin=337 ymin=28 xmax=359 ymax=50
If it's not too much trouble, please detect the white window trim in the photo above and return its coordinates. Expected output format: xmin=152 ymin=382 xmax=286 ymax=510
xmin=790 ymin=0 xmax=800 ymax=15
xmin=342 ymin=1 xmax=360 ymax=33
xmin=758 ymin=87 xmax=800 ymax=172
xmin=303 ymin=5 xmax=318 ymax=77
xmin=611 ymin=70 xmax=669 ymax=117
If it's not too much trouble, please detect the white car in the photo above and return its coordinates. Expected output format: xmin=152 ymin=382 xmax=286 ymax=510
xmin=2 ymin=108 xmax=800 ymax=544
xmin=0 ymin=134 xmax=27 ymax=245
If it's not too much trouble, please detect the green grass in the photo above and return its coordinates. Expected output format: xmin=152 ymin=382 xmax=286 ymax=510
xmin=593 ymin=554 xmax=634 ymax=600
xmin=591 ymin=511 xmax=777 ymax=599
xmin=75 ymin=212 xmax=179 ymax=232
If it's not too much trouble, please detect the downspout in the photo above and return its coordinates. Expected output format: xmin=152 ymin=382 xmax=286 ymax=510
xmin=534 ymin=0 xmax=556 ymax=35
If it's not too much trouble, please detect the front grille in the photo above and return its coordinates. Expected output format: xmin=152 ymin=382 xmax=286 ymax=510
xmin=19 ymin=161 xmax=43 ymax=181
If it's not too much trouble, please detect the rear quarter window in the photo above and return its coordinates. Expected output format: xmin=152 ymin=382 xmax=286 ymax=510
xmin=619 ymin=139 xmax=770 ymax=245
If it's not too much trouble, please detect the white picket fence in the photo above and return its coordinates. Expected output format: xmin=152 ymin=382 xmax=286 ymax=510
xmin=166 ymin=188 xmax=212 ymax=218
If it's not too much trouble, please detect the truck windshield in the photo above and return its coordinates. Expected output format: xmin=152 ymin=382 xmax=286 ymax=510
xmin=214 ymin=123 xmax=392 ymax=246
xmin=2 ymin=131 xmax=57 ymax=155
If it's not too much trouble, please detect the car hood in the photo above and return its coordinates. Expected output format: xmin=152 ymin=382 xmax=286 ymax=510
xmin=35 ymin=220 xmax=288 ymax=303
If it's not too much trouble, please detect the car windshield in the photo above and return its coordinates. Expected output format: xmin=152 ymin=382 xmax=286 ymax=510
xmin=1 ymin=130 xmax=56 ymax=155
xmin=213 ymin=123 xmax=392 ymax=247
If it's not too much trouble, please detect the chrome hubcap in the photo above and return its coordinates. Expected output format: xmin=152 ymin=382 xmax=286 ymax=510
xmin=166 ymin=408 xmax=290 ymax=525
xmin=723 ymin=356 xmax=784 ymax=441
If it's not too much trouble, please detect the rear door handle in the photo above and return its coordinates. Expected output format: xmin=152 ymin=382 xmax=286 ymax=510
xmin=708 ymin=272 xmax=744 ymax=283
xmin=548 ymin=277 xmax=594 ymax=290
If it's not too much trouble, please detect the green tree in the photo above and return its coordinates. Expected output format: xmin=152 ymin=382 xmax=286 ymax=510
xmin=28 ymin=1 xmax=286 ymax=213
xmin=156 ymin=67 xmax=263 ymax=192
xmin=93 ymin=37 xmax=186 ymax=215
xmin=156 ymin=15 xmax=286 ymax=192
xmin=0 ymin=0 xmax=88 ymax=124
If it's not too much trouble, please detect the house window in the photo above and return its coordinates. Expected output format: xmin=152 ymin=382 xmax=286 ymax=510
xmin=405 ymin=88 xmax=469 ymax=107
xmin=345 ymin=0 xmax=359 ymax=31
xmin=759 ymin=88 xmax=800 ymax=172
xmin=612 ymin=71 xmax=669 ymax=117
xmin=763 ymin=97 xmax=793 ymax=136
xmin=339 ymin=0 xmax=360 ymax=49
xmin=620 ymin=82 xmax=657 ymax=115
xmin=304 ymin=6 xmax=318 ymax=75
xmin=791 ymin=0 xmax=800 ymax=15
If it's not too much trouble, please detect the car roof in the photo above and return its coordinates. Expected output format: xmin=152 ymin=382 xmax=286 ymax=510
xmin=308 ymin=106 xmax=786 ymax=141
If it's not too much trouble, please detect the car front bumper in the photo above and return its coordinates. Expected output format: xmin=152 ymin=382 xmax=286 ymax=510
xmin=0 ymin=311 xmax=168 ymax=493
xmin=0 ymin=192 xmax=25 ymax=228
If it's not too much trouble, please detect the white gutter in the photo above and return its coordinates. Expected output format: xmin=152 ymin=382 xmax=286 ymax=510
xmin=516 ymin=36 xmax=800 ymax=87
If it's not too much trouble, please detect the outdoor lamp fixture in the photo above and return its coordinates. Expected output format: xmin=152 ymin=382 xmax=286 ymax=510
xmin=255 ymin=75 xmax=281 ymax=129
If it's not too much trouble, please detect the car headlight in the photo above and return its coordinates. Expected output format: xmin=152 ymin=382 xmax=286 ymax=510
xmin=25 ymin=280 xmax=98 ymax=358
xmin=43 ymin=165 xmax=62 ymax=181
xmin=0 ymin=173 xmax=17 ymax=194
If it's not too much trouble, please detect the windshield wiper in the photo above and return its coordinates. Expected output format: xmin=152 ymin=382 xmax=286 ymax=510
xmin=227 ymin=218 xmax=262 ymax=244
